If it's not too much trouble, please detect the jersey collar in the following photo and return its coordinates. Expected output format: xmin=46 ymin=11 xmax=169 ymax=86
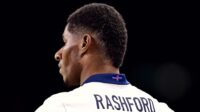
xmin=82 ymin=73 xmax=130 ymax=85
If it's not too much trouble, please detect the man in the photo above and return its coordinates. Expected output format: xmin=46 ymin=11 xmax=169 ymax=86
xmin=35 ymin=3 xmax=174 ymax=112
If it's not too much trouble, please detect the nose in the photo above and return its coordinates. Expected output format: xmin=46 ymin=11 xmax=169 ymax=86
xmin=55 ymin=48 xmax=62 ymax=61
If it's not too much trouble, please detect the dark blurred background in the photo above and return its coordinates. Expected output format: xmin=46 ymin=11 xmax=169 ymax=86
xmin=1 ymin=0 xmax=199 ymax=112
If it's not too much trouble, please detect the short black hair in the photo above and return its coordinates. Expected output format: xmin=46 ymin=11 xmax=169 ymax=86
xmin=67 ymin=3 xmax=128 ymax=68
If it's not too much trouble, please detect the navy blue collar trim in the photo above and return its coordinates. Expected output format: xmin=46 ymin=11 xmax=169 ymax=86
xmin=82 ymin=73 xmax=129 ymax=85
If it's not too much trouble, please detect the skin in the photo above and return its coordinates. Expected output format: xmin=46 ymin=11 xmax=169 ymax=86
xmin=54 ymin=25 xmax=120 ymax=86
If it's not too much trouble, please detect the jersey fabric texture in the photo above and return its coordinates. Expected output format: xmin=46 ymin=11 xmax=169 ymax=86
xmin=35 ymin=73 xmax=174 ymax=112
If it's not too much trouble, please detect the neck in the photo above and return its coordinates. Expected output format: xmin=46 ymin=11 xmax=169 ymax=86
xmin=80 ymin=56 xmax=120 ymax=85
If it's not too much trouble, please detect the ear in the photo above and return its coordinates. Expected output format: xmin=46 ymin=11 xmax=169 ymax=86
xmin=80 ymin=34 xmax=92 ymax=56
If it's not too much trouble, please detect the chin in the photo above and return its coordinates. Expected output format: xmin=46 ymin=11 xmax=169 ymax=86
xmin=62 ymin=75 xmax=80 ymax=87
xmin=64 ymin=79 xmax=80 ymax=87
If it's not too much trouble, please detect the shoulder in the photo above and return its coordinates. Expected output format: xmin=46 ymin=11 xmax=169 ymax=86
xmin=156 ymin=102 xmax=175 ymax=112
xmin=129 ymin=85 xmax=174 ymax=111
xmin=35 ymin=86 xmax=84 ymax=112
xmin=35 ymin=92 xmax=68 ymax=112
xmin=44 ymin=92 xmax=69 ymax=104
xmin=44 ymin=86 xmax=86 ymax=102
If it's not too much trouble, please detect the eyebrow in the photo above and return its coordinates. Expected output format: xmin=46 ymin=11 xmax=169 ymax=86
xmin=62 ymin=35 xmax=68 ymax=43
xmin=62 ymin=35 xmax=65 ymax=41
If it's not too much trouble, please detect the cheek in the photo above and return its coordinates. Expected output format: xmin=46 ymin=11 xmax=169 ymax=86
xmin=70 ymin=46 xmax=80 ymax=61
xmin=61 ymin=47 xmax=69 ymax=66
xmin=62 ymin=45 xmax=80 ymax=67
xmin=62 ymin=45 xmax=81 ymax=85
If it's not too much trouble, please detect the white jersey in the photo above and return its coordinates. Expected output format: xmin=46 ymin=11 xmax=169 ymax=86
xmin=35 ymin=73 xmax=174 ymax=112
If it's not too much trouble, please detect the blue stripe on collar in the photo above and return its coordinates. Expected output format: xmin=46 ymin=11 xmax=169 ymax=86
xmin=82 ymin=73 xmax=129 ymax=85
